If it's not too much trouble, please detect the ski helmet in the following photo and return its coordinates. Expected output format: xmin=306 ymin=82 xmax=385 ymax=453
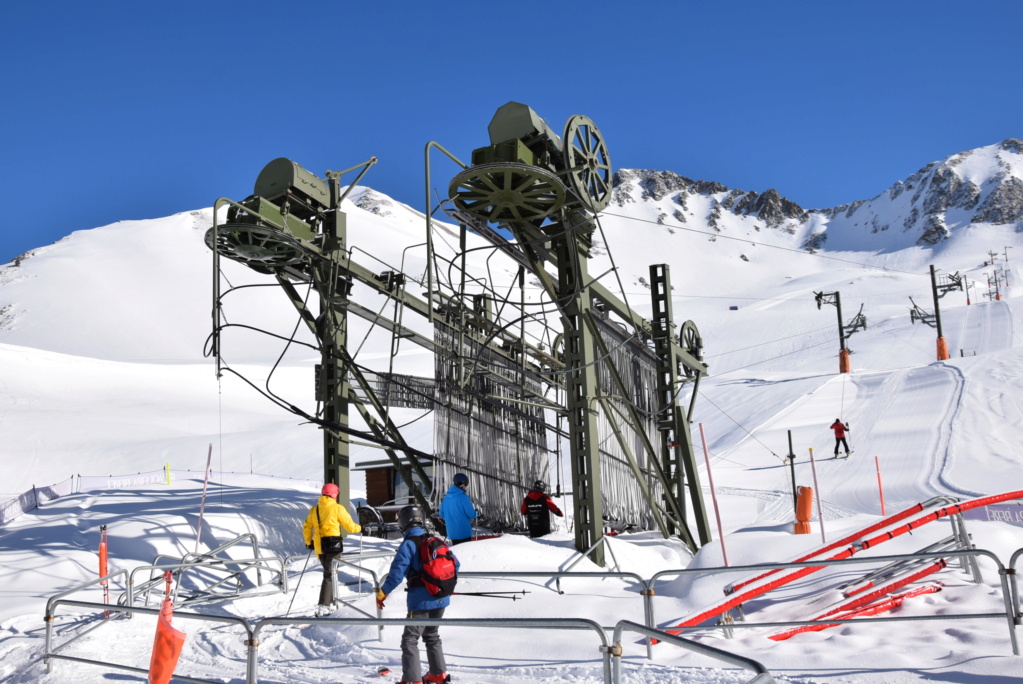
xmin=321 ymin=483 xmax=339 ymax=498
xmin=532 ymin=479 xmax=547 ymax=494
xmin=453 ymin=473 xmax=469 ymax=487
xmin=397 ymin=505 xmax=424 ymax=532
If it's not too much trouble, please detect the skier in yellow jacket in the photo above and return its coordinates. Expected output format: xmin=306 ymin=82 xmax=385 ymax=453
xmin=303 ymin=483 xmax=362 ymax=615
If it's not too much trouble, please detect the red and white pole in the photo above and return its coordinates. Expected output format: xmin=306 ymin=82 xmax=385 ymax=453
xmin=808 ymin=448 xmax=826 ymax=544
xmin=698 ymin=423 xmax=729 ymax=566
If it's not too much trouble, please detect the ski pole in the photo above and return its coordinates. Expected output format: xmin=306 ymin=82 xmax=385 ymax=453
xmin=453 ymin=591 xmax=528 ymax=600
xmin=285 ymin=548 xmax=315 ymax=617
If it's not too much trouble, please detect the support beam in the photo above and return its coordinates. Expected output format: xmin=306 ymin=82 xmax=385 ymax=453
xmin=649 ymin=264 xmax=711 ymax=547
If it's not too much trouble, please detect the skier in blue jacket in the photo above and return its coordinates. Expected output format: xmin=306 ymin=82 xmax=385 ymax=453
xmin=377 ymin=505 xmax=458 ymax=684
xmin=437 ymin=473 xmax=478 ymax=545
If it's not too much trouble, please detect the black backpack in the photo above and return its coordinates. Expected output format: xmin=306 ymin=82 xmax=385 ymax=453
xmin=410 ymin=534 xmax=457 ymax=598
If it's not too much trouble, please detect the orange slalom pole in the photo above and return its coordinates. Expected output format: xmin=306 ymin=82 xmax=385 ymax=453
xmin=99 ymin=525 xmax=109 ymax=619
xmin=875 ymin=456 xmax=886 ymax=515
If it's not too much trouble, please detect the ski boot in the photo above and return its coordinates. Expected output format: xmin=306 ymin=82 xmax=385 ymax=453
xmin=314 ymin=603 xmax=337 ymax=617
xmin=423 ymin=674 xmax=450 ymax=684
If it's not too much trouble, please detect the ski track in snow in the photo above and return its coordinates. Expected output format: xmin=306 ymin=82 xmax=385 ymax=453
xmin=722 ymin=295 xmax=1015 ymax=523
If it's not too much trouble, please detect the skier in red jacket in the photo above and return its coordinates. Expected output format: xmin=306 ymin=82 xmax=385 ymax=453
xmin=830 ymin=418 xmax=851 ymax=457
xmin=520 ymin=480 xmax=564 ymax=538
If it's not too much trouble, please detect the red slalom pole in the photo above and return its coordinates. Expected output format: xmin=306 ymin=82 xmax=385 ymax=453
xmin=699 ymin=423 xmax=730 ymax=566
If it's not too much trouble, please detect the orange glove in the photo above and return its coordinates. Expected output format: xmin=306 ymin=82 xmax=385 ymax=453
xmin=375 ymin=589 xmax=387 ymax=610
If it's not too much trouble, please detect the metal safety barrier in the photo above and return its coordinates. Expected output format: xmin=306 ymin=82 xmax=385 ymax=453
xmin=126 ymin=556 xmax=287 ymax=609
xmin=648 ymin=547 xmax=1020 ymax=655
xmin=611 ymin=620 xmax=774 ymax=684
xmin=1008 ymin=547 xmax=1023 ymax=627
xmin=45 ymin=598 xmax=252 ymax=682
xmin=138 ymin=533 xmax=282 ymax=606
xmin=42 ymin=543 xmax=1023 ymax=682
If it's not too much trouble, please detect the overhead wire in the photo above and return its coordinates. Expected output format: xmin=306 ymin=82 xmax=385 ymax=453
xmin=601 ymin=210 xmax=927 ymax=277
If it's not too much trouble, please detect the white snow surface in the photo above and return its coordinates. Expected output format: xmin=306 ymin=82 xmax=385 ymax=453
xmin=1 ymin=159 xmax=1023 ymax=682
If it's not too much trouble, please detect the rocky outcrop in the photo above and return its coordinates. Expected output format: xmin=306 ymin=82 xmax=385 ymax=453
xmin=350 ymin=188 xmax=395 ymax=217
xmin=612 ymin=169 xmax=804 ymax=232
xmin=918 ymin=214 xmax=949 ymax=246
xmin=732 ymin=188 xmax=804 ymax=231
xmin=973 ymin=176 xmax=1023 ymax=224
xmin=611 ymin=137 xmax=1023 ymax=251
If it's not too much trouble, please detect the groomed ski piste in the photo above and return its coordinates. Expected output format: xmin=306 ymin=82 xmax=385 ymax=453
xmin=2 ymin=182 xmax=1023 ymax=682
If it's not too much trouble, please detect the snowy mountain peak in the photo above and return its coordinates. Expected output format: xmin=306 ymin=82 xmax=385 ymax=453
xmin=611 ymin=139 xmax=1023 ymax=253
xmin=815 ymin=138 xmax=1023 ymax=249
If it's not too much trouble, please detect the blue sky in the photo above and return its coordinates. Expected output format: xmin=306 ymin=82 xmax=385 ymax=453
xmin=2 ymin=1 xmax=1021 ymax=264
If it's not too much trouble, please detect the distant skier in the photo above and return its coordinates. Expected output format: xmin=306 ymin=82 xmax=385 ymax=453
xmin=302 ymin=483 xmax=362 ymax=616
xmin=830 ymin=418 xmax=851 ymax=457
xmin=520 ymin=480 xmax=563 ymax=538
xmin=438 ymin=472 xmax=477 ymax=545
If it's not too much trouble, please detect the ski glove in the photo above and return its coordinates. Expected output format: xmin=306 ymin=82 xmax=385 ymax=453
xmin=375 ymin=589 xmax=387 ymax=610
xmin=306 ymin=543 xmax=314 ymax=550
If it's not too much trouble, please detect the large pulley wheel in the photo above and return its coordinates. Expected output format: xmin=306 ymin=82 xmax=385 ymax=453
xmin=678 ymin=320 xmax=704 ymax=378
xmin=204 ymin=224 xmax=308 ymax=274
xmin=563 ymin=115 xmax=612 ymax=212
xmin=449 ymin=163 xmax=566 ymax=222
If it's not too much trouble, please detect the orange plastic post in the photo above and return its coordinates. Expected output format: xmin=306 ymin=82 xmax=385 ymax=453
xmin=99 ymin=525 xmax=110 ymax=618
xmin=148 ymin=598 xmax=186 ymax=684
xmin=936 ymin=337 xmax=949 ymax=361
xmin=148 ymin=570 xmax=186 ymax=683
xmin=794 ymin=486 xmax=813 ymax=534
xmin=838 ymin=348 xmax=851 ymax=374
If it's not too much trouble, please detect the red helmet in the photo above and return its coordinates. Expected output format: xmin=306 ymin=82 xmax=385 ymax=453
xmin=321 ymin=483 xmax=339 ymax=498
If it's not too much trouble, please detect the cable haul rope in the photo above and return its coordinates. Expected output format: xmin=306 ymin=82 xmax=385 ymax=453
xmin=659 ymin=489 xmax=1023 ymax=636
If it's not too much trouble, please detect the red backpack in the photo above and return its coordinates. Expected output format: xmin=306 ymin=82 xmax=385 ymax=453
xmin=411 ymin=535 xmax=458 ymax=598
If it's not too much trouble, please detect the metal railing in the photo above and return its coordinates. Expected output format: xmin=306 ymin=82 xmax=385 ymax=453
xmin=41 ymin=543 xmax=1023 ymax=682
xmin=131 ymin=533 xmax=285 ymax=607
xmin=1009 ymin=547 xmax=1023 ymax=626
xmin=45 ymin=598 xmax=251 ymax=682
xmin=126 ymin=556 xmax=287 ymax=609
xmin=321 ymin=544 xmax=1023 ymax=658
xmin=647 ymin=548 xmax=1020 ymax=655
xmin=611 ymin=620 xmax=774 ymax=684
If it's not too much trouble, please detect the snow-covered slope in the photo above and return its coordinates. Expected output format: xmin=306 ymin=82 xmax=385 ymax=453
xmin=2 ymin=141 xmax=1023 ymax=682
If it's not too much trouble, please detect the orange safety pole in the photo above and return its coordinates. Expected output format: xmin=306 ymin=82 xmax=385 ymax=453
xmin=874 ymin=456 xmax=886 ymax=515
xmin=794 ymin=487 xmax=813 ymax=535
xmin=99 ymin=525 xmax=110 ymax=619
xmin=149 ymin=571 xmax=186 ymax=684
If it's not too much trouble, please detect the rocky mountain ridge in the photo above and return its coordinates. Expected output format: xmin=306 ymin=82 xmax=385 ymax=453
xmin=611 ymin=138 xmax=1023 ymax=251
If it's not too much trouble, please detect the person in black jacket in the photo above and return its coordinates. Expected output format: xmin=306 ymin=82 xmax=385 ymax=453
xmin=520 ymin=480 xmax=563 ymax=538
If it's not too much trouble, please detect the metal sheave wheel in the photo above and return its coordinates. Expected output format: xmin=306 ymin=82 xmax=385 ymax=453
xmin=563 ymin=115 xmax=612 ymax=213
xmin=449 ymin=163 xmax=566 ymax=222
